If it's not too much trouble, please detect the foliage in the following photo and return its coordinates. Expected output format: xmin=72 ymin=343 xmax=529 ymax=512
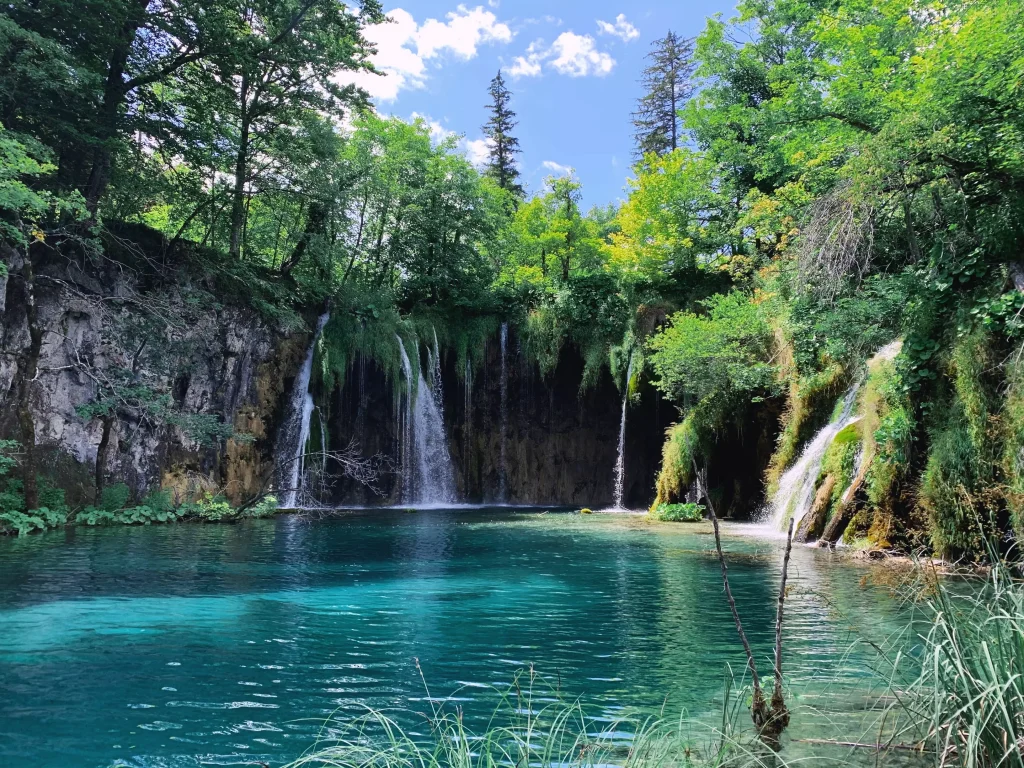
xmin=884 ymin=558 xmax=1024 ymax=768
xmin=651 ymin=502 xmax=705 ymax=522
xmin=76 ymin=504 xmax=182 ymax=526
xmin=0 ymin=507 xmax=66 ymax=536
xmin=240 ymin=496 xmax=280 ymax=519
xmin=652 ymin=413 xmax=707 ymax=508
xmin=180 ymin=496 xmax=235 ymax=522
xmin=649 ymin=292 xmax=776 ymax=406
xmin=0 ymin=122 xmax=85 ymax=248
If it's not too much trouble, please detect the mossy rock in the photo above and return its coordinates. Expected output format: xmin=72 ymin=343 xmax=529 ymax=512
xmin=834 ymin=422 xmax=861 ymax=445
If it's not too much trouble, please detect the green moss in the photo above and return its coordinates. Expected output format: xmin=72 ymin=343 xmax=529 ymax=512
xmin=863 ymin=356 xmax=913 ymax=509
xmin=767 ymin=361 xmax=846 ymax=493
xmin=819 ymin=424 xmax=860 ymax=520
xmin=1002 ymin=361 xmax=1024 ymax=536
xmin=652 ymin=415 xmax=702 ymax=508
xmin=919 ymin=328 xmax=998 ymax=559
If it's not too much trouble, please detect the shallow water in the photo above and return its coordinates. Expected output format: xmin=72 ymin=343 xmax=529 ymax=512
xmin=0 ymin=509 xmax=917 ymax=767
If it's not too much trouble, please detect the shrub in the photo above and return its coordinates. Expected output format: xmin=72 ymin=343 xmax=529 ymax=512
xmin=240 ymin=495 xmax=279 ymax=519
xmin=76 ymin=504 xmax=183 ymax=526
xmin=651 ymin=502 xmax=705 ymax=522
xmin=99 ymin=483 xmax=131 ymax=511
xmin=0 ymin=507 xmax=66 ymax=536
xmin=181 ymin=496 xmax=235 ymax=522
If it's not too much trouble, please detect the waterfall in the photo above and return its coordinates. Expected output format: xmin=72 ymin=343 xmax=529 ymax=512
xmin=464 ymin=357 xmax=473 ymax=469
xmin=498 ymin=322 xmax=509 ymax=502
xmin=395 ymin=334 xmax=458 ymax=506
xmin=396 ymin=336 xmax=415 ymax=502
xmin=611 ymin=354 xmax=636 ymax=509
xmin=430 ymin=328 xmax=445 ymax=412
xmin=275 ymin=312 xmax=330 ymax=508
xmin=770 ymin=380 xmax=862 ymax=532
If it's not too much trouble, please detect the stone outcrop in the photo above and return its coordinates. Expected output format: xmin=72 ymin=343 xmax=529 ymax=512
xmin=0 ymin=231 xmax=306 ymax=507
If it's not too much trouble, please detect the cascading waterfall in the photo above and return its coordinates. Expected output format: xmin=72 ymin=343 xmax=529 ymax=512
xmin=464 ymin=357 xmax=473 ymax=464
xmin=498 ymin=322 xmax=509 ymax=502
xmin=395 ymin=336 xmax=415 ymax=502
xmin=612 ymin=353 xmax=635 ymax=509
xmin=430 ymin=328 xmax=445 ymax=413
xmin=275 ymin=312 xmax=330 ymax=508
xmin=770 ymin=380 xmax=863 ymax=532
xmin=395 ymin=334 xmax=458 ymax=506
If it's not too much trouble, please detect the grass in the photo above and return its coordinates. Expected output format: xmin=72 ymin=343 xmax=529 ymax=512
xmin=283 ymin=668 xmax=796 ymax=768
xmin=878 ymin=555 xmax=1024 ymax=767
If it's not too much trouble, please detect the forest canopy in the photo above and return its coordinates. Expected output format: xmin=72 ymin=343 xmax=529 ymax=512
xmin=2 ymin=0 xmax=1024 ymax=556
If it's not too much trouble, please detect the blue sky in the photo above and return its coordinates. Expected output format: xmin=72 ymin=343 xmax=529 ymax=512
xmin=338 ymin=0 xmax=739 ymax=209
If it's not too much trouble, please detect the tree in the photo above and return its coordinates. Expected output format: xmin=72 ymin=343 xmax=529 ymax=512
xmin=632 ymin=31 xmax=696 ymax=158
xmin=203 ymin=0 xmax=385 ymax=260
xmin=2 ymin=0 xmax=246 ymax=213
xmin=482 ymin=71 xmax=523 ymax=197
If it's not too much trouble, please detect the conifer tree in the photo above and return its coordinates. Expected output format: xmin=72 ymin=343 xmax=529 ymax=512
xmin=482 ymin=71 xmax=523 ymax=196
xmin=632 ymin=32 xmax=696 ymax=158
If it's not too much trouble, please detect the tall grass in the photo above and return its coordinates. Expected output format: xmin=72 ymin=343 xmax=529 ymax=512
xmin=283 ymin=669 xmax=795 ymax=768
xmin=889 ymin=559 xmax=1024 ymax=767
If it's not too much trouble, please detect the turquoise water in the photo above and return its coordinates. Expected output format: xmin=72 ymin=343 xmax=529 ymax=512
xmin=0 ymin=509 xmax=912 ymax=767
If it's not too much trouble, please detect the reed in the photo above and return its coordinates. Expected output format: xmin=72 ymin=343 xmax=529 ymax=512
xmin=283 ymin=669 xmax=794 ymax=768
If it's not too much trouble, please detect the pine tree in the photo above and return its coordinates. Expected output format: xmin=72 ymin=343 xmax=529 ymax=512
xmin=482 ymin=71 xmax=523 ymax=196
xmin=632 ymin=32 xmax=696 ymax=159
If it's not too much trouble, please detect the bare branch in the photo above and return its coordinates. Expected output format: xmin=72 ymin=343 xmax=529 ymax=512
xmin=796 ymin=181 xmax=875 ymax=300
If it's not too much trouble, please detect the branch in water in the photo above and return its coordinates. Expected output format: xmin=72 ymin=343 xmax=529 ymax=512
xmin=693 ymin=463 xmax=769 ymax=731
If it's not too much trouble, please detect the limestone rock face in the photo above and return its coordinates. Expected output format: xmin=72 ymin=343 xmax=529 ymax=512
xmin=0 ymin=239 xmax=305 ymax=507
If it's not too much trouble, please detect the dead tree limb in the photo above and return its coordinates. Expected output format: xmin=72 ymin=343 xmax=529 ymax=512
xmin=769 ymin=517 xmax=795 ymax=737
xmin=694 ymin=463 xmax=771 ymax=731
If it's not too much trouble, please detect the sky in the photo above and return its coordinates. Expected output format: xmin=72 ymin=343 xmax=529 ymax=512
xmin=338 ymin=0 xmax=739 ymax=210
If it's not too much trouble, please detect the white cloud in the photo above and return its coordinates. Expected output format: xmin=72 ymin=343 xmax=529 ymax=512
xmin=417 ymin=5 xmax=513 ymax=59
xmin=548 ymin=32 xmax=616 ymax=76
xmin=597 ymin=14 xmax=639 ymax=42
xmin=464 ymin=137 xmax=493 ymax=168
xmin=542 ymin=160 xmax=572 ymax=175
xmin=508 ymin=41 xmax=544 ymax=77
xmin=508 ymin=32 xmax=615 ymax=79
xmin=335 ymin=5 xmax=514 ymax=102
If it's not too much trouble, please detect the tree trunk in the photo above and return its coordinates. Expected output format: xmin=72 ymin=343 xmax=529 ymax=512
xmin=229 ymin=92 xmax=252 ymax=259
xmin=84 ymin=2 xmax=148 ymax=214
xmin=15 ymin=255 xmax=44 ymax=510
xmin=281 ymin=201 xmax=328 ymax=275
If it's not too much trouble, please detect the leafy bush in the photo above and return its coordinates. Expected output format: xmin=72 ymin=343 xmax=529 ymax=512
xmin=99 ymin=483 xmax=131 ymax=512
xmin=0 ymin=507 xmax=66 ymax=536
xmin=76 ymin=505 xmax=183 ymax=526
xmin=648 ymin=292 xmax=777 ymax=406
xmin=239 ymin=495 xmax=279 ymax=519
xmin=651 ymin=502 xmax=705 ymax=522
xmin=181 ymin=496 xmax=235 ymax=522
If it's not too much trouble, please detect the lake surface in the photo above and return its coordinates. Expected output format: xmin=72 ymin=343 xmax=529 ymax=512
xmin=0 ymin=509 xmax=914 ymax=767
